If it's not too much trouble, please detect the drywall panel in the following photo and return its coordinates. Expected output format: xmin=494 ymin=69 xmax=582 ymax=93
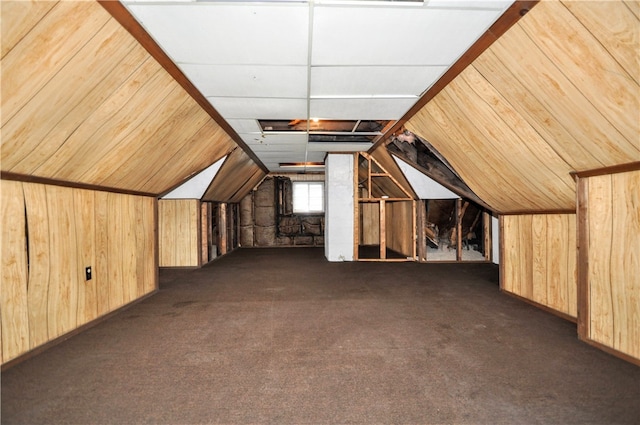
xmin=162 ymin=157 xmax=226 ymax=199
xmin=0 ymin=181 xmax=157 ymax=364
xmin=394 ymin=156 xmax=458 ymax=199
xmin=325 ymin=154 xmax=354 ymax=261
xmin=501 ymin=214 xmax=577 ymax=318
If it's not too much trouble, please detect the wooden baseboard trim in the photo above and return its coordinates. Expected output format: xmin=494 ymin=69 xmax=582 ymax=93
xmin=578 ymin=335 xmax=640 ymax=367
xmin=1 ymin=289 xmax=158 ymax=371
xmin=501 ymin=289 xmax=577 ymax=323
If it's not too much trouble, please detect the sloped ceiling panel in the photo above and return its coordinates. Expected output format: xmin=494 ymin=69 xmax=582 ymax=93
xmin=369 ymin=147 xmax=417 ymax=200
xmin=0 ymin=0 xmax=249 ymax=195
xmin=202 ymin=148 xmax=266 ymax=202
xmin=405 ymin=0 xmax=639 ymax=213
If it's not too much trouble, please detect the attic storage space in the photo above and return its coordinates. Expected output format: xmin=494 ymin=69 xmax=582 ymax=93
xmin=356 ymin=153 xmax=415 ymax=261
xmin=421 ymin=199 xmax=491 ymax=262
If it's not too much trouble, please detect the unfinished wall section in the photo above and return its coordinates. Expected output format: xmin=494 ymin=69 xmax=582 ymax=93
xmin=1 ymin=181 xmax=157 ymax=365
xmin=501 ymin=213 xmax=577 ymax=319
xmin=239 ymin=176 xmax=325 ymax=247
xmin=577 ymin=167 xmax=640 ymax=364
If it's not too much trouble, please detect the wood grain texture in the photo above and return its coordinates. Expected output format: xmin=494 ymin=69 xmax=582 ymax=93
xmin=386 ymin=201 xmax=414 ymax=258
xmin=1 ymin=181 xmax=157 ymax=364
xmin=584 ymin=171 xmax=640 ymax=361
xmin=158 ymin=200 xmax=200 ymax=267
xmin=0 ymin=0 xmax=251 ymax=196
xmin=0 ymin=181 xmax=29 ymax=362
xmin=203 ymin=149 xmax=263 ymax=202
xmin=501 ymin=214 xmax=577 ymax=318
xmin=406 ymin=0 xmax=639 ymax=213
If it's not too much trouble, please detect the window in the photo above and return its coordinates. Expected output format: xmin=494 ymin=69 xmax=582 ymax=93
xmin=293 ymin=182 xmax=324 ymax=213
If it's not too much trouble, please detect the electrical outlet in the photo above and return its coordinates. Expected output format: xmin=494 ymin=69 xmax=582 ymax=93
xmin=85 ymin=266 xmax=92 ymax=281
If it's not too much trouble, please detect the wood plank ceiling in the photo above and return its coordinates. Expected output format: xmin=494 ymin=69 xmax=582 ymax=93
xmin=1 ymin=0 xmax=265 ymax=200
xmin=399 ymin=0 xmax=639 ymax=213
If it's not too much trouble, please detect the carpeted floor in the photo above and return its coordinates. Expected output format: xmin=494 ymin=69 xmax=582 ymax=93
xmin=2 ymin=247 xmax=639 ymax=424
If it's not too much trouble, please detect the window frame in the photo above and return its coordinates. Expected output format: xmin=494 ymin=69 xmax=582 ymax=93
xmin=292 ymin=181 xmax=325 ymax=214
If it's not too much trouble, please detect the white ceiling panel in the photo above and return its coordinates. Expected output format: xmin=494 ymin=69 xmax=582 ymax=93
xmin=125 ymin=3 xmax=309 ymax=65
xmin=227 ymin=119 xmax=261 ymax=134
xmin=125 ymin=0 xmax=513 ymax=173
xmin=311 ymin=66 xmax=447 ymax=97
xmin=181 ymin=64 xmax=308 ymax=98
xmin=426 ymin=1 xmax=512 ymax=10
xmin=312 ymin=6 xmax=504 ymax=66
xmin=310 ymin=98 xmax=416 ymax=120
xmin=209 ymin=97 xmax=307 ymax=119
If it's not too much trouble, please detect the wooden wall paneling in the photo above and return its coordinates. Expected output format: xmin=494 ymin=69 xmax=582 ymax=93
xmin=218 ymin=203 xmax=228 ymax=256
xmin=229 ymin=167 xmax=266 ymax=203
xmin=33 ymin=58 xmax=167 ymax=181
xmin=521 ymin=1 xmax=639 ymax=145
xmin=203 ymin=149 xmax=258 ymax=202
xmin=1 ymin=1 xmax=57 ymax=58
xmin=531 ymin=214 xmax=547 ymax=305
xmin=586 ymin=175 xmax=614 ymax=348
xmin=121 ymin=195 xmax=138 ymax=303
xmin=101 ymin=99 xmax=211 ymax=190
xmin=442 ymin=74 xmax=571 ymax=210
xmin=360 ymin=202 xmax=380 ymax=246
xmin=627 ymin=0 xmax=640 ymax=20
xmin=502 ymin=213 xmax=577 ymax=318
xmin=583 ymin=171 xmax=640 ymax=361
xmin=500 ymin=215 xmax=520 ymax=295
xmin=76 ymin=81 xmax=184 ymax=186
xmin=1 ymin=181 xmax=158 ymax=365
xmin=145 ymin=197 xmax=158 ymax=294
xmin=457 ymin=66 xmax=576 ymax=205
xmin=4 ymin=19 xmax=140 ymax=174
xmin=407 ymin=102 xmax=516 ymax=213
xmin=416 ymin=201 xmax=426 ymax=262
xmin=94 ymin=191 xmax=110 ymax=316
xmin=73 ymin=189 xmax=97 ymax=326
xmin=488 ymin=24 xmax=638 ymax=167
xmin=1 ymin=1 xmax=109 ymax=128
xmin=386 ymin=201 xmax=413 ymax=258
xmin=46 ymin=185 xmax=79 ymax=339
xmin=22 ymin=183 xmax=50 ymax=349
xmin=107 ymin=193 xmax=125 ymax=310
xmin=610 ymin=171 xmax=639 ymax=357
xmin=564 ymin=1 xmax=639 ymax=85
xmin=160 ymin=200 xmax=177 ymax=267
xmin=201 ymin=202 xmax=210 ymax=264
xmin=472 ymin=51 xmax=602 ymax=171
xmin=483 ymin=212 xmax=492 ymax=262
xmin=0 ymin=181 xmax=29 ymax=362
xmin=140 ymin=123 xmax=234 ymax=194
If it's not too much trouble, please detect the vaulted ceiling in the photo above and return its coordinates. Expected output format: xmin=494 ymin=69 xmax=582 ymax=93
xmin=1 ymin=0 xmax=638 ymax=212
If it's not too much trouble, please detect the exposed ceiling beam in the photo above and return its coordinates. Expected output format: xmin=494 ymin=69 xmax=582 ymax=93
xmin=97 ymin=0 xmax=270 ymax=174
xmin=368 ymin=0 xmax=540 ymax=153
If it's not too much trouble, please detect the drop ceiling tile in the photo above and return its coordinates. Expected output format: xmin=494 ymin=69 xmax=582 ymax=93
xmin=310 ymin=98 xmax=416 ymax=120
xmin=227 ymin=119 xmax=262 ymax=134
xmin=125 ymin=3 xmax=309 ymax=65
xmin=312 ymin=6 xmax=504 ymax=66
xmin=209 ymin=97 xmax=307 ymax=119
xmin=180 ymin=64 xmax=308 ymax=98
xmin=311 ymin=66 xmax=447 ymax=97
xmin=426 ymin=1 xmax=513 ymax=10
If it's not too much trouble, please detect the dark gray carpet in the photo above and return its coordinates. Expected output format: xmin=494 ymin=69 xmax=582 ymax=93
xmin=2 ymin=247 xmax=639 ymax=424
